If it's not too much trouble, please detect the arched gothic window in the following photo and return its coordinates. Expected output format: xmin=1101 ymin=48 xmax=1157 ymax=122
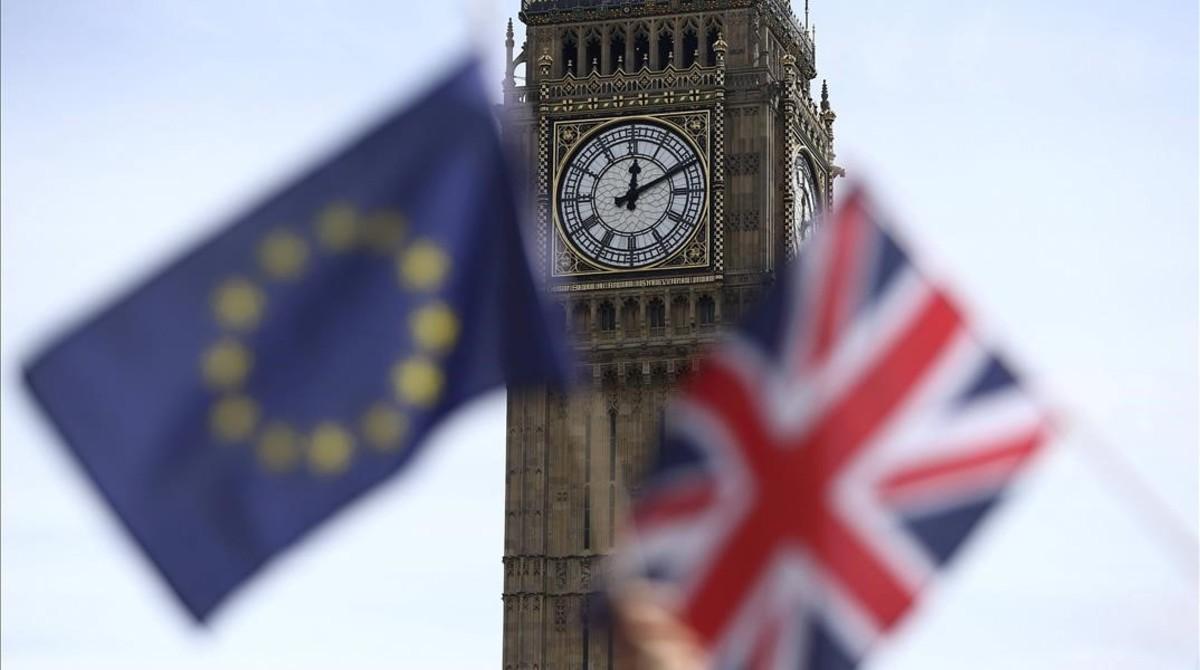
xmin=671 ymin=295 xmax=689 ymax=333
xmin=647 ymin=298 xmax=666 ymax=334
xmin=681 ymin=23 xmax=699 ymax=68
xmin=610 ymin=27 xmax=627 ymax=73
xmin=723 ymin=292 xmax=741 ymax=325
xmin=697 ymin=294 xmax=716 ymax=327
xmin=572 ymin=301 xmax=591 ymax=335
xmin=656 ymin=24 xmax=673 ymax=68
xmin=598 ymin=300 xmax=616 ymax=332
xmin=621 ymin=298 xmax=640 ymax=337
xmin=704 ymin=19 xmax=722 ymax=66
xmin=560 ymin=30 xmax=578 ymax=77
xmin=633 ymin=25 xmax=651 ymax=70
xmin=584 ymin=29 xmax=602 ymax=74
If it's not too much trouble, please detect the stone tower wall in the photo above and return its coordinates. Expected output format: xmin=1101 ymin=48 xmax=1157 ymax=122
xmin=500 ymin=2 xmax=835 ymax=667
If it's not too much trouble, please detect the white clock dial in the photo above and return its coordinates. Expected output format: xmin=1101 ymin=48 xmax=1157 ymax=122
xmin=556 ymin=119 xmax=707 ymax=270
xmin=792 ymin=151 xmax=819 ymax=251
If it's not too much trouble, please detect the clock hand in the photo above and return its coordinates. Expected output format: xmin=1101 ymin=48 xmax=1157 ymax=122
xmin=620 ymin=160 xmax=642 ymax=211
xmin=614 ymin=158 xmax=697 ymax=209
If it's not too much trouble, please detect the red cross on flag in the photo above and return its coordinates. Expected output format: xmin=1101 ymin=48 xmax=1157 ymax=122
xmin=611 ymin=188 xmax=1051 ymax=669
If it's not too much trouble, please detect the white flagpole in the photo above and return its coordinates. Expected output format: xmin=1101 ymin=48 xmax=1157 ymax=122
xmin=1061 ymin=412 xmax=1199 ymax=582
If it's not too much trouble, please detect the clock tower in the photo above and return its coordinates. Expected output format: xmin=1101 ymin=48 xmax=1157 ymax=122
xmin=499 ymin=2 xmax=836 ymax=667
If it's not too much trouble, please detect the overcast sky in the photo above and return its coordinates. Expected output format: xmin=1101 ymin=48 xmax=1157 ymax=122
xmin=1 ymin=0 xmax=1196 ymax=668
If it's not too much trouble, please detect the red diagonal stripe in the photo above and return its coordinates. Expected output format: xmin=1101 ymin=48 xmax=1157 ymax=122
xmin=683 ymin=494 xmax=783 ymax=645
xmin=810 ymin=508 xmax=913 ymax=630
xmin=794 ymin=289 xmax=965 ymax=475
xmin=788 ymin=290 xmax=964 ymax=629
xmin=684 ymin=358 xmax=776 ymax=478
xmin=877 ymin=428 xmax=1046 ymax=501
xmin=633 ymin=478 xmax=718 ymax=530
xmin=809 ymin=194 xmax=868 ymax=365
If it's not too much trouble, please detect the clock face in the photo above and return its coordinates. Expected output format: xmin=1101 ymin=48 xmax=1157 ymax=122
xmin=792 ymin=151 xmax=819 ymax=250
xmin=556 ymin=119 xmax=707 ymax=270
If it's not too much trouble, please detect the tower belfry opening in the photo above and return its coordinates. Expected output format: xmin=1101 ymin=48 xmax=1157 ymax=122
xmin=655 ymin=22 xmax=673 ymax=68
xmin=681 ymin=23 xmax=699 ymax=68
xmin=584 ymin=29 xmax=602 ymax=74
xmin=559 ymin=30 xmax=577 ymax=77
xmin=633 ymin=26 xmax=650 ymax=70
xmin=610 ymin=28 xmax=627 ymax=72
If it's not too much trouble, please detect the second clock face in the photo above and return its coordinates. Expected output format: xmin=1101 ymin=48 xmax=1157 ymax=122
xmin=556 ymin=119 xmax=707 ymax=270
xmin=792 ymin=151 xmax=819 ymax=251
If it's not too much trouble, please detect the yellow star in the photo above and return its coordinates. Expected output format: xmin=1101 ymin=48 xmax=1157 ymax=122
xmin=201 ymin=339 xmax=252 ymax=389
xmin=257 ymin=422 xmax=300 ymax=472
xmin=397 ymin=240 xmax=450 ymax=292
xmin=259 ymin=229 xmax=309 ymax=280
xmin=362 ymin=211 xmax=408 ymax=253
xmin=308 ymin=422 xmax=354 ymax=475
xmin=210 ymin=394 xmax=259 ymax=443
xmin=410 ymin=302 xmax=460 ymax=354
xmin=361 ymin=403 xmax=408 ymax=452
xmin=392 ymin=356 xmax=444 ymax=407
xmin=316 ymin=202 xmax=358 ymax=252
xmin=213 ymin=277 xmax=265 ymax=331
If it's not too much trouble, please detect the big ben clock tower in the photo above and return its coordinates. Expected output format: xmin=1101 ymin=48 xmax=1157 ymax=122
xmin=499 ymin=1 xmax=836 ymax=667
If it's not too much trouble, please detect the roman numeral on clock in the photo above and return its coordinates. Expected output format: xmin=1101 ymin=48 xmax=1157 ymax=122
xmin=573 ymin=214 xmax=599 ymax=234
xmin=651 ymin=228 xmax=669 ymax=253
xmin=601 ymin=230 xmax=615 ymax=248
xmin=666 ymin=210 xmax=685 ymax=223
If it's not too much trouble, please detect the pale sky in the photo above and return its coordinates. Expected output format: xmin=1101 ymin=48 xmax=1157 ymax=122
xmin=1 ymin=1 xmax=1196 ymax=668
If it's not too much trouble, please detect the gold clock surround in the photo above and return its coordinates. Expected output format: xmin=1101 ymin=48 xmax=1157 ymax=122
xmin=550 ymin=110 xmax=713 ymax=278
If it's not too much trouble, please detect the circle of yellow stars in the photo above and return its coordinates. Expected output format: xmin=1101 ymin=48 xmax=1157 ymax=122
xmin=203 ymin=202 xmax=460 ymax=478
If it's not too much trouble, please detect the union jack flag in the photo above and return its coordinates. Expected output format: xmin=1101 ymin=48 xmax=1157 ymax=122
xmin=617 ymin=189 xmax=1051 ymax=669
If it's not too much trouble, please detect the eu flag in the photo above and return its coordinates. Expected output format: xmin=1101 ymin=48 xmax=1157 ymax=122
xmin=24 ymin=60 xmax=569 ymax=621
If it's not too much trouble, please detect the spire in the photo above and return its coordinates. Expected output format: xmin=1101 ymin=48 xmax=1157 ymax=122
xmin=503 ymin=17 xmax=516 ymax=94
xmin=820 ymin=79 xmax=837 ymax=133
xmin=819 ymin=78 xmax=840 ymax=175
xmin=804 ymin=0 xmax=810 ymax=28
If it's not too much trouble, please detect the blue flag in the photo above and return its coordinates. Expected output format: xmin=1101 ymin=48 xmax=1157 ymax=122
xmin=24 ymin=60 xmax=569 ymax=621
